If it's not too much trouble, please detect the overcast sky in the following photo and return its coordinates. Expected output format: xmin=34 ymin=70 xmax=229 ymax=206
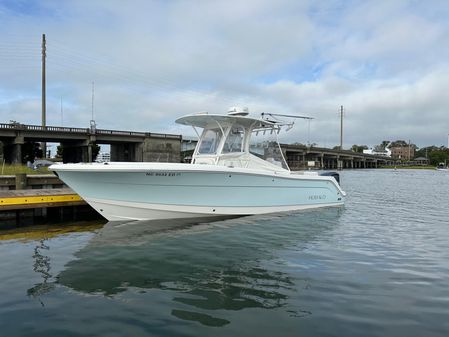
xmin=1 ymin=0 xmax=448 ymax=148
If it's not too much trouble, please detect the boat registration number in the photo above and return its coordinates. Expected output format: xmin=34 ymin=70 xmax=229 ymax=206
xmin=145 ymin=172 xmax=181 ymax=177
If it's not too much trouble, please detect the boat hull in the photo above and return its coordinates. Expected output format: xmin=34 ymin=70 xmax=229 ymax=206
xmin=85 ymin=197 xmax=343 ymax=221
xmin=52 ymin=163 xmax=345 ymax=222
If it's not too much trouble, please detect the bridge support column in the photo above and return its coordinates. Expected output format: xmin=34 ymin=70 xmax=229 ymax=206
xmin=87 ymin=144 xmax=93 ymax=163
xmin=81 ymin=144 xmax=92 ymax=163
xmin=111 ymin=143 xmax=138 ymax=161
xmin=11 ymin=144 xmax=22 ymax=164
xmin=61 ymin=142 xmax=89 ymax=163
xmin=11 ymin=136 xmax=25 ymax=164
xmin=141 ymin=137 xmax=181 ymax=162
xmin=337 ymin=156 xmax=343 ymax=170
xmin=110 ymin=137 xmax=181 ymax=163
xmin=0 ymin=141 xmax=3 ymax=163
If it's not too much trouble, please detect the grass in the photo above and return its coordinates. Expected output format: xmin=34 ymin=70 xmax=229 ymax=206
xmin=0 ymin=164 xmax=50 ymax=175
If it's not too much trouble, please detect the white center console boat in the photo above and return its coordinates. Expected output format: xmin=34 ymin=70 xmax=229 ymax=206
xmin=50 ymin=108 xmax=346 ymax=222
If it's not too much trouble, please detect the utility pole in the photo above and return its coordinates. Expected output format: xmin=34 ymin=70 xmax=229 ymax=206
xmin=339 ymin=105 xmax=344 ymax=150
xmin=41 ymin=33 xmax=47 ymax=157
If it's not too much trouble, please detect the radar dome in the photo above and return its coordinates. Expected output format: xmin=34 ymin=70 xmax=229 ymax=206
xmin=228 ymin=106 xmax=249 ymax=116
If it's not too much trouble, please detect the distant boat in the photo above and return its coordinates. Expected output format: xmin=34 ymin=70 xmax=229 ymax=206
xmin=50 ymin=108 xmax=346 ymax=222
xmin=436 ymin=162 xmax=448 ymax=171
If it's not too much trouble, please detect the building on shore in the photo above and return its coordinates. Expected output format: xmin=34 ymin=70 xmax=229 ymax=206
xmin=95 ymin=152 xmax=111 ymax=163
xmin=390 ymin=146 xmax=415 ymax=160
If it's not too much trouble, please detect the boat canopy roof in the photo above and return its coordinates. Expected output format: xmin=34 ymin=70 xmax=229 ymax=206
xmin=175 ymin=113 xmax=277 ymax=129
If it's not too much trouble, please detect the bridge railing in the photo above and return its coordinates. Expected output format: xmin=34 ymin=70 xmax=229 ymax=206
xmin=96 ymin=129 xmax=147 ymax=136
xmin=148 ymin=132 xmax=182 ymax=139
xmin=0 ymin=123 xmax=182 ymax=139
xmin=0 ymin=123 xmax=88 ymax=133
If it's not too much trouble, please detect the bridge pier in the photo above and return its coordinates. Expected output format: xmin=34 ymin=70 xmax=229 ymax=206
xmin=61 ymin=142 xmax=90 ymax=163
xmin=110 ymin=137 xmax=181 ymax=163
xmin=1 ymin=140 xmax=44 ymax=164
xmin=331 ymin=158 xmax=337 ymax=169
xmin=87 ymin=144 xmax=93 ymax=163
xmin=11 ymin=136 xmax=25 ymax=164
xmin=11 ymin=143 xmax=22 ymax=164
xmin=140 ymin=137 xmax=181 ymax=162
xmin=111 ymin=143 xmax=138 ymax=161
xmin=60 ymin=136 xmax=97 ymax=163
xmin=2 ymin=139 xmax=25 ymax=164
xmin=337 ymin=156 xmax=343 ymax=170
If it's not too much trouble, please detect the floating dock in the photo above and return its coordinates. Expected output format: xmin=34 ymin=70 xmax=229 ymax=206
xmin=0 ymin=188 xmax=84 ymax=210
xmin=0 ymin=187 xmax=101 ymax=228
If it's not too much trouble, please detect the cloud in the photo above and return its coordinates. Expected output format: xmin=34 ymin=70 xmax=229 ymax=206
xmin=1 ymin=0 xmax=449 ymax=148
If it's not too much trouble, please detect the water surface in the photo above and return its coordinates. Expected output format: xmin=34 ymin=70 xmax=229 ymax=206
xmin=1 ymin=169 xmax=448 ymax=336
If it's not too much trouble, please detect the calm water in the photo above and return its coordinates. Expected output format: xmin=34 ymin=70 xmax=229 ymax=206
xmin=1 ymin=169 xmax=448 ymax=337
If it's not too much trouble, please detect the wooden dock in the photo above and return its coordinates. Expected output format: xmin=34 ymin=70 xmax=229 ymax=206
xmin=0 ymin=187 xmax=100 ymax=228
xmin=0 ymin=188 xmax=85 ymax=211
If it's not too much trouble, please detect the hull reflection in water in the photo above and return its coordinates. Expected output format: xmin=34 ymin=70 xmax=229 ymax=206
xmin=56 ymin=209 xmax=342 ymax=327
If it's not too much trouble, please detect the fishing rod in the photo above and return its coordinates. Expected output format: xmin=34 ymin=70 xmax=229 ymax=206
xmin=261 ymin=113 xmax=314 ymax=120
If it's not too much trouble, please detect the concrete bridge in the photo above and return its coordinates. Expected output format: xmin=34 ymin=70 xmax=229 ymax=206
xmin=0 ymin=122 xmax=392 ymax=169
xmin=179 ymin=138 xmax=394 ymax=169
xmin=283 ymin=144 xmax=394 ymax=169
xmin=0 ymin=123 xmax=181 ymax=164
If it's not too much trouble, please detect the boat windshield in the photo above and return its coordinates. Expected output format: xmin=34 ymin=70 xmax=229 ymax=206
xmin=191 ymin=115 xmax=290 ymax=171
xmin=223 ymin=125 xmax=245 ymax=153
xmin=197 ymin=128 xmax=223 ymax=154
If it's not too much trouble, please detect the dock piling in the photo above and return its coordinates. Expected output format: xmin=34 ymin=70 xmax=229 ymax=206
xmin=15 ymin=173 xmax=27 ymax=190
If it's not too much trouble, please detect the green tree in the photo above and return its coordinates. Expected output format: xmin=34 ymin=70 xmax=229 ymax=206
xmin=351 ymin=144 xmax=368 ymax=153
xmin=428 ymin=148 xmax=449 ymax=166
xmin=415 ymin=146 xmax=438 ymax=159
xmin=92 ymin=144 xmax=100 ymax=160
xmin=56 ymin=145 xmax=63 ymax=158
xmin=389 ymin=140 xmax=418 ymax=149
xmin=374 ymin=140 xmax=390 ymax=152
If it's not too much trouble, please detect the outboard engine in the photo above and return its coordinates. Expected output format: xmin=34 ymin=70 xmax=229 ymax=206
xmin=320 ymin=171 xmax=340 ymax=185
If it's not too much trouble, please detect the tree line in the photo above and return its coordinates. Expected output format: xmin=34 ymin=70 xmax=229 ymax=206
xmin=350 ymin=140 xmax=449 ymax=165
